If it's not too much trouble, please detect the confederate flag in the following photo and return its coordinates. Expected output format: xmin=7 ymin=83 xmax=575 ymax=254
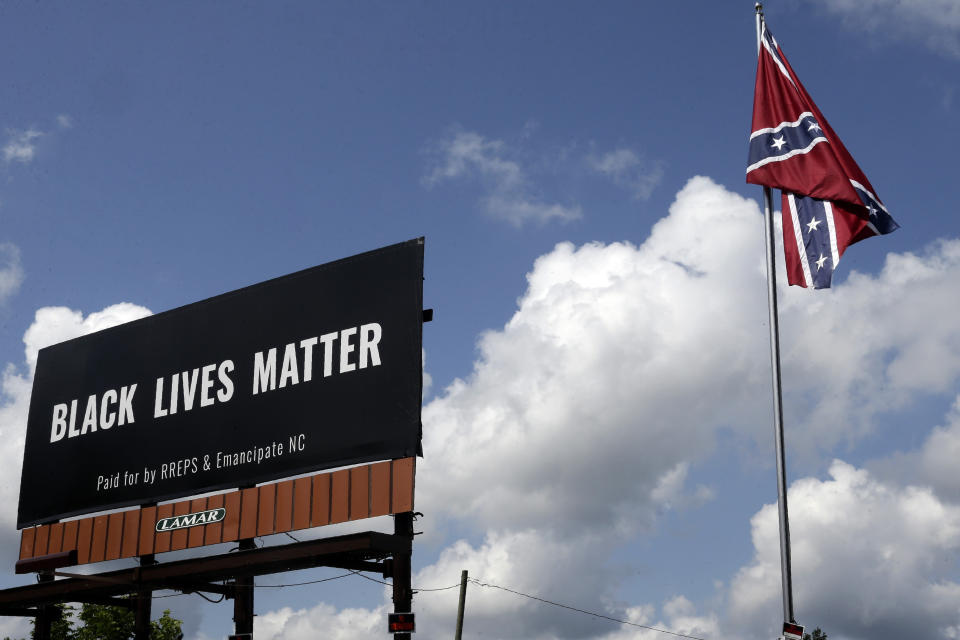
xmin=746 ymin=21 xmax=898 ymax=288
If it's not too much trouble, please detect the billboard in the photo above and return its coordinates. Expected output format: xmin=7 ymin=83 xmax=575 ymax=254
xmin=18 ymin=238 xmax=424 ymax=528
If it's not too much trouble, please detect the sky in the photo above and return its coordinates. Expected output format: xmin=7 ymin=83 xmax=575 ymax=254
xmin=1 ymin=2 xmax=959 ymax=639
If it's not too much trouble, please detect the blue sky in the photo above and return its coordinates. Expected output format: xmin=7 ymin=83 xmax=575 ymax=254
xmin=1 ymin=2 xmax=959 ymax=640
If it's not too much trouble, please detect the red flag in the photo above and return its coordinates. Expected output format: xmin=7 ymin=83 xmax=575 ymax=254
xmin=747 ymin=21 xmax=898 ymax=288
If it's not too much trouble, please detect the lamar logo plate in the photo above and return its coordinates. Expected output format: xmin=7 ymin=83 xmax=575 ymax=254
xmin=155 ymin=507 xmax=226 ymax=532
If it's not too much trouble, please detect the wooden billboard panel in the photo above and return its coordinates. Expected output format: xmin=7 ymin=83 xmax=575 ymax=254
xmin=121 ymin=510 xmax=140 ymax=558
xmin=204 ymin=494 xmax=225 ymax=546
xmin=330 ymin=469 xmax=350 ymax=524
xmin=292 ymin=477 xmax=311 ymax=530
xmin=257 ymin=484 xmax=276 ymax=537
xmin=170 ymin=501 xmax=191 ymax=552
xmin=48 ymin=523 xmax=64 ymax=555
xmin=222 ymin=492 xmax=241 ymax=543
xmin=19 ymin=458 xmax=415 ymax=570
xmin=105 ymin=513 xmax=124 ymax=561
xmin=35 ymin=527 xmax=50 ymax=558
xmin=76 ymin=518 xmax=93 ymax=565
xmin=310 ymin=474 xmax=331 ymax=527
xmin=276 ymin=480 xmax=294 ymax=533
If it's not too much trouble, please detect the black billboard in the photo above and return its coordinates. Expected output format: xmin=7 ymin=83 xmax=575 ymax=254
xmin=18 ymin=238 xmax=424 ymax=528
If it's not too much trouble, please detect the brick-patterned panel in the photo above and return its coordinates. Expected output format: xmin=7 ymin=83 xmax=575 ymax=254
xmin=19 ymin=458 xmax=415 ymax=569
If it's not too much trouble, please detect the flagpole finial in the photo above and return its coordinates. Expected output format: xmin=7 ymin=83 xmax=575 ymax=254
xmin=755 ymin=2 xmax=764 ymax=15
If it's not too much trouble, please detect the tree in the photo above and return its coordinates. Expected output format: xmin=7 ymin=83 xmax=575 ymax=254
xmin=148 ymin=610 xmax=183 ymax=640
xmin=22 ymin=603 xmax=182 ymax=640
xmin=74 ymin=604 xmax=132 ymax=640
xmin=804 ymin=628 xmax=827 ymax=640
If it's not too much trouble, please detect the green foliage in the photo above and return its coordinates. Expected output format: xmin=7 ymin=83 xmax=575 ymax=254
xmin=24 ymin=603 xmax=182 ymax=640
xmin=803 ymin=628 xmax=827 ymax=640
xmin=75 ymin=604 xmax=133 ymax=640
xmin=149 ymin=611 xmax=183 ymax=640
xmin=27 ymin=604 xmax=74 ymax=640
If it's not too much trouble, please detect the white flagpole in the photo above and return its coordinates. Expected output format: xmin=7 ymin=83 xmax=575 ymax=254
xmin=755 ymin=3 xmax=797 ymax=628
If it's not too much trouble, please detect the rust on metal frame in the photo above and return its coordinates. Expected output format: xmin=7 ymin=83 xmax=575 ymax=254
xmin=18 ymin=458 xmax=415 ymax=571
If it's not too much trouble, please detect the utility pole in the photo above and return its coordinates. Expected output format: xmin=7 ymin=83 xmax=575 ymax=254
xmin=454 ymin=570 xmax=468 ymax=640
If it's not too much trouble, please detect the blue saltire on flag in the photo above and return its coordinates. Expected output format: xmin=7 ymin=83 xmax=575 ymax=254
xmin=746 ymin=20 xmax=898 ymax=288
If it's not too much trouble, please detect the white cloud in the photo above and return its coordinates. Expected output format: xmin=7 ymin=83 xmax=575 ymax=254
xmin=810 ymin=0 xmax=960 ymax=57
xmin=22 ymin=303 xmax=153 ymax=374
xmin=913 ymin=396 xmax=960 ymax=499
xmin=0 ymin=303 xmax=152 ymax=563
xmin=729 ymin=460 xmax=960 ymax=639
xmin=776 ymin=239 xmax=960 ymax=455
xmin=254 ymin=529 xmax=718 ymax=640
xmin=255 ymin=603 xmax=385 ymax=640
xmin=3 ymin=128 xmax=43 ymax=164
xmin=423 ymin=128 xmax=582 ymax=226
xmin=419 ymin=176 xmax=768 ymax=538
xmin=0 ymin=243 xmax=24 ymax=305
xmin=870 ymin=394 xmax=960 ymax=503
xmin=255 ymin=176 xmax=960 ymax=639
xmin=587 ymin=148 xmax=664 ymax=200
xmin=3 ymin=115 xmax=73 ymax=164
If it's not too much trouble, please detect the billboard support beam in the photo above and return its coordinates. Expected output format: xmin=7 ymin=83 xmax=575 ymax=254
xmin=2 ymin=531 xmax=412 ymax=635
xmin=2 ymin=532 xmax=409 ymax=605
xmin=392 ymin=512 xmax=414 ymax=640
xmin=34 ymin=572 xmax=54 ymax=640
xmin=233 ymin=539 xmax=256 ymax=639
xmin=133 ymin=590 xmax=151 ymax=640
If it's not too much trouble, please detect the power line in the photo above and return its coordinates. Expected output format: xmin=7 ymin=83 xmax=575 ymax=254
xmin=350 ymin=570 xmax=460 ymax=593
xmin=468 ymin=578 xmax=709 ymax=640
xmin=256 ymin=571 xmax=356 ymax=588
xmin=414 ymin=582 xmax=462 ymax=593
xmin=153 ymin=569 xmax=459 ymax=597
xmin=150 ymin=569 xmax=705 ymax=640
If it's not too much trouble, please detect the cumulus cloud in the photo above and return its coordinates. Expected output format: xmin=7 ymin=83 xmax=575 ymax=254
xmin=257 ymin=176 xmax=960 ymax=639
xmin=776 ymin=239 xmax=960 ymax=455
xmin=810 ymin=0 xmax=960 ymax=57
xmin=729 ymin=460 xmax=960 ymax=639
xmin=255 ymin=529 xmax=718 ymax=640
xmin=3 ymin=115 xmax=74 ymax=164
xmin=3 ymin=128 xmax=43 ymax=164
xmin=419 ymin=176 xmax=769 ymax=539
xmin=255 ymin=603 xmax=385 ymax=640
xmin=0 ymin=243 xmax=24 ymax=305
xmin=259 ymin=176 xmax=769 ymax=639
xmin=587 ymin=148 xmax=663 ymax=200
xmin=870 ymin=394 xmax=960 ymax=503
xmin=423 ymin=128 xmax=582 ymax=226
xmin=0 ymin=303 xmax=152 ymax=556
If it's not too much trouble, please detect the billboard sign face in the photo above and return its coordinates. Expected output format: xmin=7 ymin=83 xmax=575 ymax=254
xmin=18 ymin=239 xmax=424 ymax=528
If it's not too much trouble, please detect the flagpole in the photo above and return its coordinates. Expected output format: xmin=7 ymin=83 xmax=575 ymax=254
xmin=756 ymin=3 xmax=796 ymax=628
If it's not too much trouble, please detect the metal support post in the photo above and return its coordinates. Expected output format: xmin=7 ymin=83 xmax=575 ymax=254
xmin=233 ymin=539 xmax=256 ymax=638
xmin=392 ymin=513 xmax=414 ymax=640
xmin=761 ymin=182 xmax=796 ymax=624
xmin=34 ymin=572 xmax=55 ymax=640
xmin=134 ymin=588 xmax=152 ymax=640
xmin=135 ymin=554 xmax=154 ymax=640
